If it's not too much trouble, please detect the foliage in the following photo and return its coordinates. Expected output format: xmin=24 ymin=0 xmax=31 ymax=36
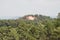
xmin=0 ymin=14 xmax=60 ymax=40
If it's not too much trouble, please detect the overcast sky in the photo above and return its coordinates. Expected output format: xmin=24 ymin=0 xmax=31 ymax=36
xmin=0 ymin=0 xmax=60 ymax=19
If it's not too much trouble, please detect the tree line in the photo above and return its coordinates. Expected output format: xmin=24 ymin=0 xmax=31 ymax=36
xmin=0 ymin=13 xmax=60 ymax=40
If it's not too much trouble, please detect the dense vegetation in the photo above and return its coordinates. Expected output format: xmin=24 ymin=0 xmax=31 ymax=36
xmin=0 ymin=13 xmax=60 ymax=40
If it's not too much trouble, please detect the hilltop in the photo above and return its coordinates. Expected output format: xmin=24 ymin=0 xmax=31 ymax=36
xmin=0 ymin=13 xmax=60 ymax=40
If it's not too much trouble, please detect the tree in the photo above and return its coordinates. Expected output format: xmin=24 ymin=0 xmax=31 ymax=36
xmin=57 ymin=13 xmax=60 ymax=19
xmin=56 ymin=13 xmax=60 ymax=27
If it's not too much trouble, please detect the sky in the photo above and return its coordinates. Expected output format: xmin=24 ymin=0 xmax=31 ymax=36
xmin=0 ymin=0 xmax=60 ymax=19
